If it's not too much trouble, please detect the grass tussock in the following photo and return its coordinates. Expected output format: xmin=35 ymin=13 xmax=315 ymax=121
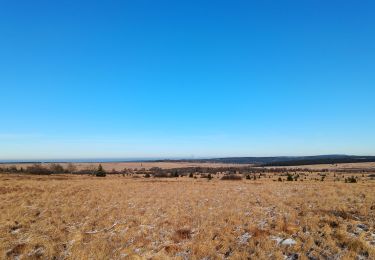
xmin=173 ymin=228 xmax=192 ymax=242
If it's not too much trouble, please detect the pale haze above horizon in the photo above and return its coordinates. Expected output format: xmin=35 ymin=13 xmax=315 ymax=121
xmin=1 ymin=1 xmax=375 ymax=160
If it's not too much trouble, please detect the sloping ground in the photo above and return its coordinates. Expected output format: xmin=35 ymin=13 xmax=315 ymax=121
xmin=0 ymin=175 xmax=374 ymax=259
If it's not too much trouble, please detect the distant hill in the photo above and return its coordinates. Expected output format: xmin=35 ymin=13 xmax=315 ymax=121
xmin=155 ymin=155 xmax=375 ymax=166
xmin=2 ymin=155 xmax=375 ymax=166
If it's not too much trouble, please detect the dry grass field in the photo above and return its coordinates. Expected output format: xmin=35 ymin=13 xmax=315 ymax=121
xmin=0 ymin=168 xmax=375 ymax=259
xmin=1 ymin=161 xmax=251 ymax=171
xmin=3 ymin=161 xmax=374 ymax=172
xmin=275 ymin=162 xmax=375 ymax=170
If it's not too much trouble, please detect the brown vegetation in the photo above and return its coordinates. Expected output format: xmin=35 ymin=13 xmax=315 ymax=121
xmin=0 ymin=163 xmax=374 ymax=259
xmin=221 ymin=174 xmax=242 ymax=180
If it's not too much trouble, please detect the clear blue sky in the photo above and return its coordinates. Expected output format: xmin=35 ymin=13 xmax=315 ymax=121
xmin=1 ymin=1 xmax=374 ymax=160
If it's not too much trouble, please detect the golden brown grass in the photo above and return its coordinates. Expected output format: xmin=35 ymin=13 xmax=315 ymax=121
xmin=1 ymin=161 xmax=251 ymax=171
xmin=274 ymin=161 xmax=375 ymax=170
xmin=0 ymin=173 xmax=374 ymax=259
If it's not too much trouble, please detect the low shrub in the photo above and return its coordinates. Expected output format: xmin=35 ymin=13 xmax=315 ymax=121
xmin=221 ymin=174 xmax=242 ymax=180
xmin=49 ymin=163 xmax=65 ymax=174
xmin=345 ymin=176 xmax=357 ymax=183
xmin=25 ymin=164 xmax=52 ymax=175
xmin=95 ymin=164 xmax=106 ymax=177
xmin=154 ymin=172 xmax=172 ymax=178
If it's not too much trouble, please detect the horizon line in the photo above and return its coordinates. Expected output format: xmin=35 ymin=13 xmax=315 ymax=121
xmin=1 ymin=154 xmax=375 ymax=164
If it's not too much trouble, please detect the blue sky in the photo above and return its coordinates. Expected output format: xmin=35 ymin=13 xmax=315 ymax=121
xmin=1 ymin=1 xmax=374 ymax=160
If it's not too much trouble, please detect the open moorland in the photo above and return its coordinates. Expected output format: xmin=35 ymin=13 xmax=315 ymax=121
xmin=0 ymin=161 xmax=251 ymax=171
xmin=0 ymin=163 xmax=375 ymax=259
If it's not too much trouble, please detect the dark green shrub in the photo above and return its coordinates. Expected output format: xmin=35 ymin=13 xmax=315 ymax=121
xmin=96 ymin=164 xmax=106 ymax=177
xmin=345 ymin=176 xmax=357 ymax=183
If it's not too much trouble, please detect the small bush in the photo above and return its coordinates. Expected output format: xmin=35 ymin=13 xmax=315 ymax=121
xmin=144 ymin=173 xmax=151 ymax=178
xmin=8 ymin=166 xmax=18 ymax=173
xmin=246 ymin=175 xmax=251 ymax=180
xmin=66 ymin=163 xmax=77 ymax=173
xmin=287 ymin=174 xmax=293 ymax=181
xmin=25 ymin=164 xmax=52 ymax=175
xmin=49 ymin=163 xmax=65 ymax=174
xmin=96 ymin=164 xmax=106 ymax=177
xmin=154 ymin=172 xmax=173 ymax=178
xmin=221 ymin=174 xmax=242 ymax=180
xmin=345 ymin=176 xmax=357 ymax=183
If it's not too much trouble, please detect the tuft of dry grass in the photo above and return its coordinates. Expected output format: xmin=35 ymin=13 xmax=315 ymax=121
xmin=173 ymin=228 xmax=192 ymax=242
xmin=0 ymin=172 xmax=374 ymax=259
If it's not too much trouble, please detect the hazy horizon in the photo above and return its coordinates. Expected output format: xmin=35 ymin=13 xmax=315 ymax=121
xmin=1 ymin=1 xmax=375 ymax=159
